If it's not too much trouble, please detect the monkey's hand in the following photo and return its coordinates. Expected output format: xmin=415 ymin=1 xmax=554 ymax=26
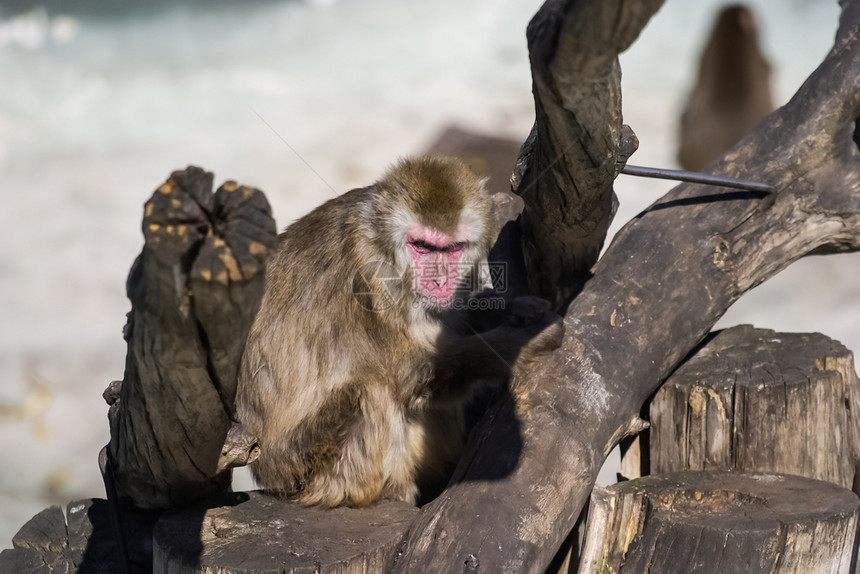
xmin=433 ymin=296 xmax=564 ymax=399
xmin=502 ymin=296 xmax=565 ymax=357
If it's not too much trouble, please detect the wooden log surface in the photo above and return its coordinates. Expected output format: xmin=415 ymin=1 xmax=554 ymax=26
xmin=579 ymin=471 xmax=860 ymax=573
xmin=395 ymin=0 xmax=860 ymax=570
xmin=108 ymin=167 xmax=277 ymax=509
xmin=650 ymin=325 xmax=860 ymax=489
xmin=0 ymin=498 xmax=159 ymax=574
xmin=152 ymin=491 xmax=418 ymax=574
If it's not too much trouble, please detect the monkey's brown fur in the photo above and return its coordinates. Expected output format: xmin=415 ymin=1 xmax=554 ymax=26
xmin=237 ymin=156 xmax=562 ymax=507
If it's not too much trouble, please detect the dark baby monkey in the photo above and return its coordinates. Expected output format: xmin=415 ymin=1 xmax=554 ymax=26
xmin=236 ymin=155 xmax=563 ymax=507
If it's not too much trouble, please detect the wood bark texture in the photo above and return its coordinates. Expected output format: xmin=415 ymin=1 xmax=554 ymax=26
xmin=108 ymin=166 xmax=277 ymax=508
xmin=650 ymin=324 xmax=860 ymax=489
xmin=578 ymin=471 xmax=860 ymax=573
xmin=512 ymin=0 xmax=659 ymax=307
xmin=153 ymin=491 xmax=418 ymax=574
xmin=394 ymin=0 xmax=860 ymax=571
xmin=0 ymin=498 xmax=159 ymax=574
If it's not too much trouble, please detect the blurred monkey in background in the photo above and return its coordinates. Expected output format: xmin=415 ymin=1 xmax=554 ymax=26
xmin=679 ymin=4 xmax=774 ymax=171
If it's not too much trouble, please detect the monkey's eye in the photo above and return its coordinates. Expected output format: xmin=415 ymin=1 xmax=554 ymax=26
xmin=408 ymin=240 xmax=467 ymax=254
xmin=442 ymin=242 xmax=467 ymax=253
xmin=409 ymin=240 xmax=433 ymax=254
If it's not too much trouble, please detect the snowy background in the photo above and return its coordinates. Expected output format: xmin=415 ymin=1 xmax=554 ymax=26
xmin=0 ymin=0 xmax=854 ymax=548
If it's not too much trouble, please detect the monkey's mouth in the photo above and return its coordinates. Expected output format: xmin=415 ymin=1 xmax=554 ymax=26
xmin=420 ymin=285 xmax=457 ymax=302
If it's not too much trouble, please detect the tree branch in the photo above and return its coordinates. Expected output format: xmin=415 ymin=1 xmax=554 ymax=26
xmin=514 ymin=0 xmax=664 ymax=308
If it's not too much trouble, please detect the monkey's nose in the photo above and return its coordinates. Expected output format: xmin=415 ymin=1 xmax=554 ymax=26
xmin=430 ymin=261 xmax=449 ymax=287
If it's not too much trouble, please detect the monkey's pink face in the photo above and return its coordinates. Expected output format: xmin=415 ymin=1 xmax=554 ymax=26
xmin=406 ymin=224 xmax=469 ymax=305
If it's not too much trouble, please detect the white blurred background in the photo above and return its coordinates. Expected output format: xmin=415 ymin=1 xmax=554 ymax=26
xmin=0 ymin=0 xmax=854 ymax=548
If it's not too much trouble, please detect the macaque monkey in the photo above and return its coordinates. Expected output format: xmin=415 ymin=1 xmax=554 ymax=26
xmin=236 ymin=155 xmax=563 ymax=507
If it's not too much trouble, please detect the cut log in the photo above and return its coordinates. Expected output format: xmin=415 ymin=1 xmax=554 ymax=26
xmin=0 ymin=498 xmax=159 ymax=574
xmin=650 ymin=325 xmax=860 ymax=489
xmin=152 ymin=491 xmax=418 ymax=573
xmin=618 ymin=433 xmax=647 ymax=481
xmin=578 ymin=471 xmax=860 ymax=573
xmin=108 ymin=167 xmax=277 ymax=509
xmin=1 ymin=505 xmax=77 ymax=574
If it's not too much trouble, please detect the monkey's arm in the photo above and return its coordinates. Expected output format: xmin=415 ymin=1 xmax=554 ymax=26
xmin=432 ymin=296 xmax=563 ymax=404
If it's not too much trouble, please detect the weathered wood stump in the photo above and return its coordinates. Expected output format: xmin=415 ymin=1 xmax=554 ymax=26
xmin=152 ymin=491 xmax=419 ymax=573
xmin=108 ymin=166 xmax=277 ymax=509
xmin=648 ymin=325 xmax=860 ymax=489
xmin=579 ymin=471 xmax=860 ymax=573
xmin=0 ymin=498 xmax=159 ymax=574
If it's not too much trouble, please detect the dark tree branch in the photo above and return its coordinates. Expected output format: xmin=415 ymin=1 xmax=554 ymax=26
xmin=514 ymin=0 xmax=664 ymax=308
xmin=395 ymin=0 xmax=860 ymax=571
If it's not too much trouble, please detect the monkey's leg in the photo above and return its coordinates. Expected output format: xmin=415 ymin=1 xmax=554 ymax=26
xmin=298 ymin=384 xmax=421 ymax=507
xmin=412 ymin=406 xmax=466 ymax=505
